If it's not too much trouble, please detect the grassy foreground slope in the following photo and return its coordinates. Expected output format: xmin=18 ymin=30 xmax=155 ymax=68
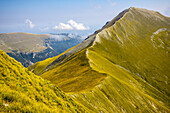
xmin=0 ymin=50 xmax=89 ymax=112
xmin=30 ymin=7 xmax=170 ymax=112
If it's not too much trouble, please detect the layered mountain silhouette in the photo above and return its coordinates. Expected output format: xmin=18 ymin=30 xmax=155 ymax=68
xmin=29 ymin=7 xmax=170 ymax=112
xmin=0 ymin=33 xmax=82 ymax=67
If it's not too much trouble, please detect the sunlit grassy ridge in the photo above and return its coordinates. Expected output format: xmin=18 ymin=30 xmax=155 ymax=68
xmin=88 ymin=7 xmax=170 ymax=95
xmin=28 ymin=46 xmax=77 ymax=75
xmin=30 ymin=7 xmax=170 ymax=112
xmin=84 ymin=7 xmax=170 ymax=112
xmin=0 ymin=50 xmax=89 ymax=112
xmin=41 ymin=48 xmax=107 ymax=93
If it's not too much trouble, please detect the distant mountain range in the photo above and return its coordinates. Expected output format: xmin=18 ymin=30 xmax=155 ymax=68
xmin=0 ymin=32 xmax=83 ymax=67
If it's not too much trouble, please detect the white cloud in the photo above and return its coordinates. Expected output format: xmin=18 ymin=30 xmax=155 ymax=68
xmin=25 ymin=19 xmax=35 ymax=29
xmin=53 ymin=23 xmax=73 ymax=30
xmin=50 ymin=34 xmax=67 ymax=41
xmin=50 ymin=33 xmax=80 ymax=41
xmin=53 ymin=20 xmax=89 ymax=31
xmin=39 ymin=27 xmax=49 ymax=32
xmin=68 ymin=20 xmax=90 ymax=30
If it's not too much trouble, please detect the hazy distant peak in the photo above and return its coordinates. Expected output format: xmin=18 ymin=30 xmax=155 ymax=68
xmin=49 ymin=33 xmax=81 ymax=41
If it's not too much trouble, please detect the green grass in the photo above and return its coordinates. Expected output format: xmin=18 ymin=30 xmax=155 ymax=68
xmin=29 ymin=7 xmax=170 ymax=112
xmin=41 ymin=48 xmax=107 ymax=93
xmin=0 ymin=50 xmax=89 ymax=113
xmin=88 ymin=7 xmax=170 ymax=95
xmin=28 ymin=44 xmax=80 ymax=75
xmin=84 ymin=7 xmax=170 ymax=112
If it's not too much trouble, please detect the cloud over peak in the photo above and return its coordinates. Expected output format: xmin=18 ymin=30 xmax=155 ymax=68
xmin=53 ymin=20 xmax=89 ymax=31
xmin=25 ymin=19 xmax=35 ymax=29
xmin=53 ymin=23 xmax=73 ymax=30
xmin=68 ymin=20 xmax=89 ymax=30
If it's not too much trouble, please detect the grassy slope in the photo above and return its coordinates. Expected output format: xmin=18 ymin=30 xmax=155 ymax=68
xmin=41 ymin=48 xmax=107 ymax=93
xmin=0 ymin=50 xmax=89 ymax=113
xmin=84 ymin=7 xmax=170 ymax=112
xmin=29 ymin=7 xmax=170 ymax=112
xmin=0 ymin=32 xmax=49 ymax=52
xmin=28 ymin=45 xmax=80 ymax=75
xmin=88 ymin=7 xmax=170 ymax=95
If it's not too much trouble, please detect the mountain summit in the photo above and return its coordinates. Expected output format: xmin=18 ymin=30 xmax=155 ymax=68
xmin=27 ymin=7 xmax=170 ymax=112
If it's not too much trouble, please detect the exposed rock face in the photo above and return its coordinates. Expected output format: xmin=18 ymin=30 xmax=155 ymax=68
xmin=29 ymin=7 xmax=170 ymax=113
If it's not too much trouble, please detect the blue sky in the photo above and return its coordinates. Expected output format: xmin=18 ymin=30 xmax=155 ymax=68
xmin=0 ymin=0 xmax=170 ymax=34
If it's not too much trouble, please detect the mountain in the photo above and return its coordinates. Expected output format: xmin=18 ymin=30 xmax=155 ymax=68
xmin=0 ymin=49 xmax=89 ymax=112
xmin=0 ymin=32 xmax=82 ymax=67
xmin=29 ymin=7 xmax=170 ymax=112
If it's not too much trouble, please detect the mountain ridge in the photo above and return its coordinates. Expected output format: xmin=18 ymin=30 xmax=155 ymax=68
xmin=31 ymin=8 xmax=130 ymax=75
xmin=29 ymin=7 xmax=170 ymax=112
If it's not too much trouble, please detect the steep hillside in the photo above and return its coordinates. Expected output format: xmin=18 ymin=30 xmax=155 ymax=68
xmin=0 ymin=50 xmax=89 ymax=112
xmin=29 ymin=7 xmax=170 ymax=112
xmin=0 ymin=32 xmax=82 ymax=67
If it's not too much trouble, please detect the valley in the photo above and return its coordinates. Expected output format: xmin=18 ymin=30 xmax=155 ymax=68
xmin=0 ymin=33 xmax=82 ymax=67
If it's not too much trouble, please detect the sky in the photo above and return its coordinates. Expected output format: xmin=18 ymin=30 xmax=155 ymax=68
xmin=0 ymin=0 xmax=170 ymax=34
